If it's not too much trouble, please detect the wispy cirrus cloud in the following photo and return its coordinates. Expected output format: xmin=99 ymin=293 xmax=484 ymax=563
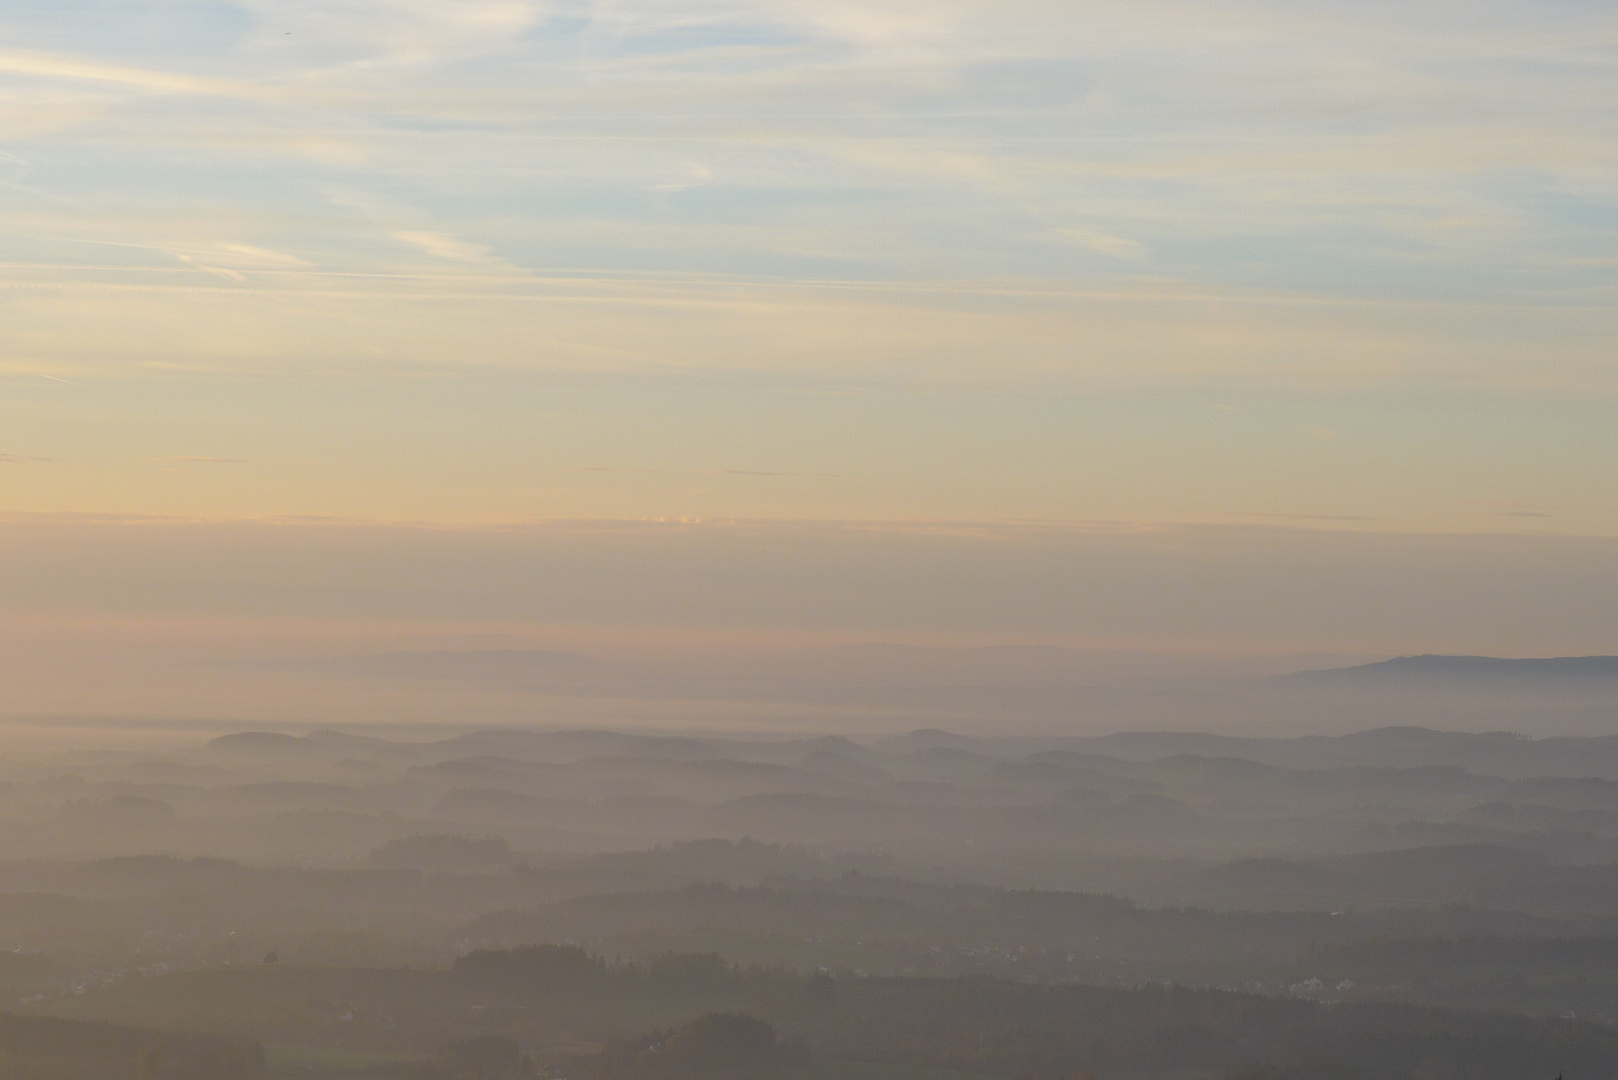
xmin=0 ymin=50 xmax=255 ymax=96
xmin=2 ymin=0 xmax=1618 ymax=537
xmin=234 ymin=0 xmax=545 ymax=62
xmin=393 ymin=230 xmax=503 ymax=265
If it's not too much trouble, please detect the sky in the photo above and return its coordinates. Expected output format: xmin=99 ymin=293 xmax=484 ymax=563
xmin=3 ymin=0 xmax=1618 ymax=719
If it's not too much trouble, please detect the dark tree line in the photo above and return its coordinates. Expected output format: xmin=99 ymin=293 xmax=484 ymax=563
xmin=448 ymin=945 xmax=1618 ymax=1080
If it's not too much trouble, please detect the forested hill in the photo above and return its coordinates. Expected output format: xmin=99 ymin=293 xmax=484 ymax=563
xmin=29 ymin=946 xmax=1618 ymax=1080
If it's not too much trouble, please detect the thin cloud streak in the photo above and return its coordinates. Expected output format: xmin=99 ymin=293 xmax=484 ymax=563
xmin=3 ymin=514 xmax=1618 ymax=659
xmin=0 ymin=51 xmax=257 ymax=97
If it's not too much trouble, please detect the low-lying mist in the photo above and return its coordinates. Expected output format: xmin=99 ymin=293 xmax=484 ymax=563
xmin=4 ymin=657 xmax=1618 ymax=1078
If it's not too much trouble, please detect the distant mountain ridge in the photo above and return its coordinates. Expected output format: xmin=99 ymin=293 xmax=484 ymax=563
xmin=1286 ymin=654 xmax=1618 ymax=684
